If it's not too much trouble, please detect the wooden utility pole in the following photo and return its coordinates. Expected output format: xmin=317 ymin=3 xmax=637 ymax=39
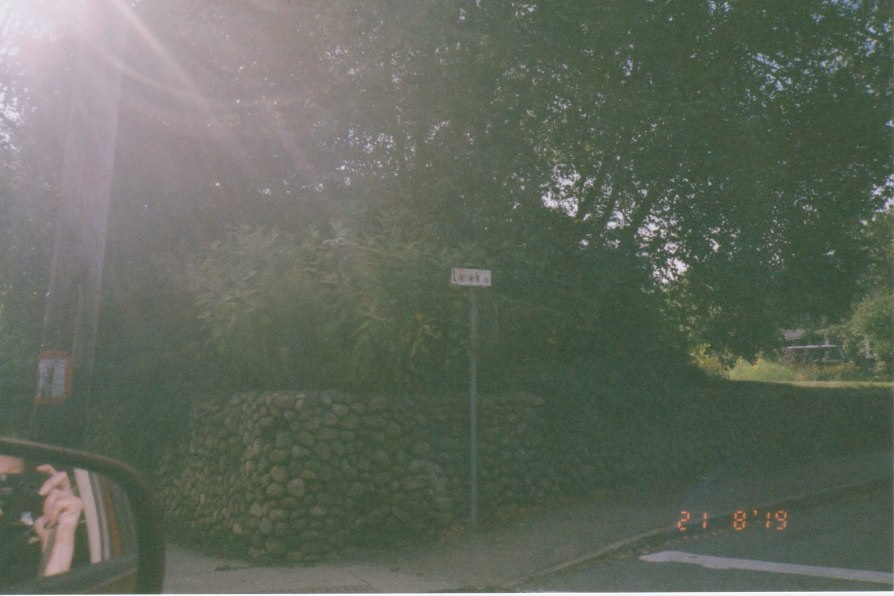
xmin=31 ymin=2 xmax=128 ymax=448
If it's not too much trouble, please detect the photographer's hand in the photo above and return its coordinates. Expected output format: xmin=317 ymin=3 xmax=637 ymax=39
xmin=33 ymin=465 xmax=83 ymax=577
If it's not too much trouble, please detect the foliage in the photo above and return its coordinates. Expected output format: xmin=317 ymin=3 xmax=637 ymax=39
xmin=0 ymin=0 xmax=890 ymax=438
xmin=314 ymin=0 xmax=893 ymax=360
xmin=182 ymin=221 xmax=470 ymax=390
xmin=727 ymin=356 xmax=869 ymax=383
xmin=718 ymin=209 xmax=893 ymax=383
xmin=116 ymin=0 xmax=891 ymax=364
xmin=841 ymin=208 xmax=893 ymax=376
xmin=727 ymin=357 xmax=801 ymax=383
xmin=689 ymin=344 xmax=729 ymax=378
xmin=843 ymin=291 xmax=893 ymax=376
xmin=180 ymin=216 xmax=690 ymax=393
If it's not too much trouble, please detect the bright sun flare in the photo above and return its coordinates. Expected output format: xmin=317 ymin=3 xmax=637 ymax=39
xmin=0 ymin=0 xmax=89 ymax=39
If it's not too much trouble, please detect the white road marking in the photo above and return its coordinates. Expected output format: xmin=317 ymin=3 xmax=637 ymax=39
xmin=640 ymin=550 xmax=894 ymax=586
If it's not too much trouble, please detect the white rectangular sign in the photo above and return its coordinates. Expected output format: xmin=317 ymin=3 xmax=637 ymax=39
xmin=451 ymin=268 xmax=492 ymax=287
xmin=35 ymin=351 xmax=73 ymax=404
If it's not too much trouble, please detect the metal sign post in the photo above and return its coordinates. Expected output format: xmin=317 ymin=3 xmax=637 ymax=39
xmin=451 ymin=268 xmax=491 ymax=529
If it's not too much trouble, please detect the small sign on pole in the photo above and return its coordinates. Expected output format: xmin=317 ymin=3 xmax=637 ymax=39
xmin=35 ymin=351 xmax=74 ymax=405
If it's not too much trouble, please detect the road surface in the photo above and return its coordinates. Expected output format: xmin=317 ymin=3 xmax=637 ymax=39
xmin=522 ymin=482 xmax=893 ymax=592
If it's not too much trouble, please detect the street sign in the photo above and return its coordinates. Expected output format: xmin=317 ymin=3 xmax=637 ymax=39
xmin=450 ymin=267 xmax=491 ymax=529
xmin=451 ymin=268 xmax=492 ymax=287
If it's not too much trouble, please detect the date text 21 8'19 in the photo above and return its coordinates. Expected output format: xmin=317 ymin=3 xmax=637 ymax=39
xmin=677 ymin=509 xmax=788 ymax=532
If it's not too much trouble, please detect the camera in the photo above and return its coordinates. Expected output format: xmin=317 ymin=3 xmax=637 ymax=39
xmin=0 ymin=470 xmax=45 ymax=526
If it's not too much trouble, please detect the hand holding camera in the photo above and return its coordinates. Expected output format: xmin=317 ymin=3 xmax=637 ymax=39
xmin=32 ymin=465 xmax=83 ymax=577
xmin=0 ymin=459 xmax=83 ymax=579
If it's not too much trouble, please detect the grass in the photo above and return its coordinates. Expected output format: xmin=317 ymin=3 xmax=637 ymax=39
xmin=774 ymin=380 xmax=893 ymax=389
xmin=727 ymin=357 xmax=800 ymax=382
xmin=725 ymin=356 xmax=891 ymax=385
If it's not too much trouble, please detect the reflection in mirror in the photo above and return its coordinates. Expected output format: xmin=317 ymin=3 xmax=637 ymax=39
xmin=0 ymin=454 xmax=136 ymax=590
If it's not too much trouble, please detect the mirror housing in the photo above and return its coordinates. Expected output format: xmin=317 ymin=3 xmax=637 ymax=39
xmin=0 ymin=438 xmax=164 ymax=594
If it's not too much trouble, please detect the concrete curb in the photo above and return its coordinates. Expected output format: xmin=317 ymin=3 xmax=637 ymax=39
xmin=501 ymin=473 xmax=892 ymax=591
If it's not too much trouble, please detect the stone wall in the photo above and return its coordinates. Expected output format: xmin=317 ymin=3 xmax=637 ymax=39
xmin=150 ymin=383 xmax=892 ymax=562
xmin=155 ymin=390 xmax=557 ymax=561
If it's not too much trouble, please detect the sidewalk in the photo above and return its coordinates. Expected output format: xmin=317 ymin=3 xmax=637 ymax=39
xmin=163 ymin=449 xmax=892 ymax=593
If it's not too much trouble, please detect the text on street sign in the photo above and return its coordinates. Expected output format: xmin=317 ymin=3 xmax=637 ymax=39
xmin=451 ymin=268 xmax=492 ymax=287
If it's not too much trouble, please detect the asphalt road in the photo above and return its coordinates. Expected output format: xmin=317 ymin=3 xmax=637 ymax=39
xmin=522 ymin=482 xmax=893 ymax=592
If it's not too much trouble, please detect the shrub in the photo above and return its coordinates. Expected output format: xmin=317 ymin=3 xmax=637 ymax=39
xmin=728 ymin=356 xmax=875 ymax=383
xmin=798 ymin=362 xmax=864 ymax=382
xmin=846 ymin=291 xmax=893 ymax=377
xmin=183 ymin=222 xmax=475 ymax=392
xmin=690 ymin=344 xmax=729 ymax=378
xmin=727 ymin=357 xmax=800 ymax=382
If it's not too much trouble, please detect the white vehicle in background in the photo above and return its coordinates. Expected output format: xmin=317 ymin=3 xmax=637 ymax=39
xmin=781 ymin=344 xmax=847 ymax=365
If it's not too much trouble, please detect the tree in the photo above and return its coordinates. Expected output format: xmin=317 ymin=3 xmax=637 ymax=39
xmin=840 ymin=207 xmax=893 ymax=375
xmin=1 ymin=0 xmax=890 ymax=418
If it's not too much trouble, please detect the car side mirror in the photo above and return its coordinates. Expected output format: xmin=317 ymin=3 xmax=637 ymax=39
xmin=0 ymin=438 xmax=164 ymax=594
